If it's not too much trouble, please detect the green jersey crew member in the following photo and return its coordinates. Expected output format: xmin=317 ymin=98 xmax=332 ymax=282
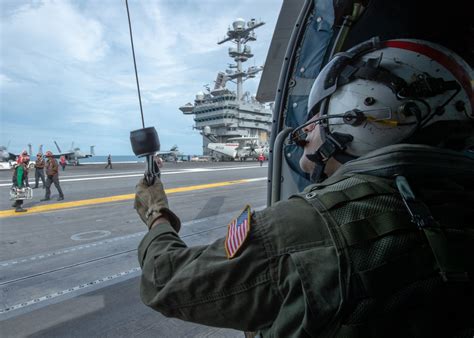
xmin=135 ymin=40 xmax=474 ymax=336
xmin=12 ymin=154 xmax=30 ymax=213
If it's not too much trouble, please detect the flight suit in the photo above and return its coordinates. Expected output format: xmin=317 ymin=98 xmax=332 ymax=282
xmin=44 ymin=157 xmax=64 ymax=199
xmin=34 ymin=157 xmax=45 ymax=188
xmin=138 ymin=145 xmax=474 ymax=337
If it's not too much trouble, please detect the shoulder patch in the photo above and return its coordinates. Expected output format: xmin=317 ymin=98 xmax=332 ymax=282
xmin=225 ymin=205 xmax=251 ymax=259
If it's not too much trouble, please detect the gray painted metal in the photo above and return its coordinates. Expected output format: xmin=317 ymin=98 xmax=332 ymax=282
xmin=270 ymin=127 xmax=293 ymax=205
xmin=256 ymin=0 xmax=306 ymax=103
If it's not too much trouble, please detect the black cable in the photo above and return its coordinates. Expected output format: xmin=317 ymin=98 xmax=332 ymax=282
xmin=125 ymin=0 xmax=145 ymax=128
xmin=420 ymin=87 xmax=460 ymax=128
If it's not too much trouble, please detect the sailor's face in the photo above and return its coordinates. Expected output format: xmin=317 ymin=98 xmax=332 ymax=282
xmin=299 ymin=114 xmax=322 ymax=174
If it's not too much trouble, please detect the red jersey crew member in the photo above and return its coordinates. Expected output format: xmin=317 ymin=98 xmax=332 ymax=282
xmin=41 ymin=151 xmax=64 ymax=201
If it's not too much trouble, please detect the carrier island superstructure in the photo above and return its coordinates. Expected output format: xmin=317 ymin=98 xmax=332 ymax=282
xmin=179 ymin=18 xmax=272 ymax=157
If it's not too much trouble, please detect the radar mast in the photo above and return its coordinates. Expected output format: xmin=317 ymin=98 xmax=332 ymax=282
xmin=179 ymin=18 xmax=272 ymax=159
xmin=217 ymin=18 xmax=265 ymax=101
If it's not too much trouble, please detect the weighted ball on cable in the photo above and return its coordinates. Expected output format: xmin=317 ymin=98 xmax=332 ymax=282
xmin=130 ymin=127 xmax=160 ymax=157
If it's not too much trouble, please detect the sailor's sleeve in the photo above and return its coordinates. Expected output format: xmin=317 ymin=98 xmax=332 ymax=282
xmin=137 ymin=220 xmax=279 ymax=331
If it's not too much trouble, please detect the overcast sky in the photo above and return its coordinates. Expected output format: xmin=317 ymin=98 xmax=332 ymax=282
xmin=0 ymin=0 xmax=282 ymax=156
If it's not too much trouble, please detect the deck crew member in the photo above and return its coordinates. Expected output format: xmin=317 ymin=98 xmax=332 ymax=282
xmin=105 ymin=154 xmax=113 ymax=169
xmin=59 ymin=156 xmax=67 ymax=171
xmin=16 ymin=150 xmax=30 ymax=186
xmin=41 ymin=150 xmax=64 ymax=201
xmin=12 ymin=154 xmax=30 ymax=212
xmin=33 ymin=152 xmax=46 ymax=189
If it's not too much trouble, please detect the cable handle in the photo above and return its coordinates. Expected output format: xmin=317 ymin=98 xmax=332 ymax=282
xmin=145 ymin=155 xmax=160 ymax=185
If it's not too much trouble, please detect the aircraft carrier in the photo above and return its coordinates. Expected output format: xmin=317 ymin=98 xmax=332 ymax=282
xmin=179 ymin=18 xmax=273 ymax=157
xmin=0 ymin=161 xmax=268 ymax=337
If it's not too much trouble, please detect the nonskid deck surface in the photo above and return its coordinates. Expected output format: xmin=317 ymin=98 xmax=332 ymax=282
xmin=0 ymin=161 xmax=268 ymax=337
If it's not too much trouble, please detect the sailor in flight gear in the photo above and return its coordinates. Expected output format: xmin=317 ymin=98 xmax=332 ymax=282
xmin=134 ymin=38 xmax=474 ymax=337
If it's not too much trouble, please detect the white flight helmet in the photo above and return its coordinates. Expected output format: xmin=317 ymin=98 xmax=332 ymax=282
xmin=306 ymin=37 xmax=473 ymax=162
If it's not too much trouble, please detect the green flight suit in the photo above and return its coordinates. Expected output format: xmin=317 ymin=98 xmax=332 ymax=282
xmin=139 ymin=196 xmax=331 ymax=335
xmin=138 ymin=145 xmax=474 ymax=337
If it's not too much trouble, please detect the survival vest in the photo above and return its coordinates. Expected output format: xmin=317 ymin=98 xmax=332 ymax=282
xmin=293 ymin=173 xmax=474 ymax=337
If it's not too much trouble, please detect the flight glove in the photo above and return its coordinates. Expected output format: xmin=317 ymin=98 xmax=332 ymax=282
xmin=134 ymin=177 xmax=181 ymax=232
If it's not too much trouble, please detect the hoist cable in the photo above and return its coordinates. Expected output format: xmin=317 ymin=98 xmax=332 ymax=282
xmin=125 ymin=0 xmax=145 ymax=128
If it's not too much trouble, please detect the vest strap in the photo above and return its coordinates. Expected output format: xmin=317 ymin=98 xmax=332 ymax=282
xmin=318 ymin=181 xmax=395 ymax=210
xmin=422 ymin=226 xmax=471 ymax=282
xmin=339 ymin=211 xmax=413 ymax=247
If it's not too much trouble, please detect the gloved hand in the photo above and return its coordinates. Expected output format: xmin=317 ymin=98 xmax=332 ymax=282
xmin=134 ymin=177 xmax=181 ymax=232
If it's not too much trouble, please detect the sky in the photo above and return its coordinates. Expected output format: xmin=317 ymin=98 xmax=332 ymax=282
xmin=0 ymin=0 xmax=283 ymax=156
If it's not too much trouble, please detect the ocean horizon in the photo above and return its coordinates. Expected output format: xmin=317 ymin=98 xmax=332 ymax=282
xmin=79 ymin=154 xmax=197 ymax=164
xmin=79 ymin=155 xmax=145 ymax=164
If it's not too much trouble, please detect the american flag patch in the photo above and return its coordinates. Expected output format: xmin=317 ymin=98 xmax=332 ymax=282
xmin=225 ymin=205 xmax=251 ymax=259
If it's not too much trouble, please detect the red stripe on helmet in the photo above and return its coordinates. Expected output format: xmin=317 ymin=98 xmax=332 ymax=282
xmin=384 ymin=40 xmax=474 ymax=114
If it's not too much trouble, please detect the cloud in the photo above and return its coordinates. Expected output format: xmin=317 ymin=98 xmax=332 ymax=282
xmin=0 ymin=0 xmax=283 ymax=155
xmin=2 ymin=0 xmax=108 ymax=63
xmin=0 ymin=73 xmax=15 ymax=86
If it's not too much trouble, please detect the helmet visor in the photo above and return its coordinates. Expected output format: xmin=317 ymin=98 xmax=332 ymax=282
xmin=307 ymin=56 xmax=345 ymax=120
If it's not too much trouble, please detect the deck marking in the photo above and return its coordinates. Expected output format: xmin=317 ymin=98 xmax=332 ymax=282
xmin=71 ymin=230 xmax=111 ymax=241
xmin=0 ymin=206 xmax=266 ymax=268
xmin=0 ymin=177 xmax=266 ymax=218
xmin=0 ymin=165 xmax=266 ymax=186
xmin=0 ymin=232 xmax=146 ymax=268
xmin=0 ymin=267 xmax=141 ymax=315
xmin=0 ymin=206 xmax=266 ymax=315
xmin=0 ymin=171 xmax=143 ymax=183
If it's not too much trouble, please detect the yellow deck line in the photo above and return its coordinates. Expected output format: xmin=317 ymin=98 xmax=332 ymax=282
xmin=0 ymin=179 xmax=252 ymax=218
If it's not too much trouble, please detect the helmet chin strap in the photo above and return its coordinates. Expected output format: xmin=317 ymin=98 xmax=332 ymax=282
xmin=306 ymin=132 xmax=354 ymax=183
xmin=306 ymin=150 xmax=327 ymax=183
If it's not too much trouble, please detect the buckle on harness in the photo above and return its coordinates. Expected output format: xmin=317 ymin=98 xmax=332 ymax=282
xmin=395 ymin=177 xmax=435 ymax=229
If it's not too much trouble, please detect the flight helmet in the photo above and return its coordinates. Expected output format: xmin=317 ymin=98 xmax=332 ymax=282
xmin=293 ymin=37 xmax=473 ymax=181
xmin=45 ymin=151 xmax=53 ymax=157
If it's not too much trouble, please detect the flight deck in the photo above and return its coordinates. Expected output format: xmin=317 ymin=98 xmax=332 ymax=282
xmin=0 ymin=161 xmax=268 ymax=337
